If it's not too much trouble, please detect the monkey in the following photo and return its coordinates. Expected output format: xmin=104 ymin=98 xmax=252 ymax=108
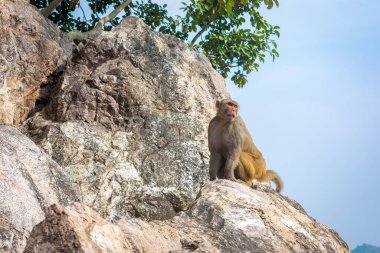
xmin=208 ymin=98 xmax=283 ymax=192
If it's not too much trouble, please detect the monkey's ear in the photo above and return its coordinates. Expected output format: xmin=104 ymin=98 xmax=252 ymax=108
xmin=215 ymin=100 xmax=220 ymax=108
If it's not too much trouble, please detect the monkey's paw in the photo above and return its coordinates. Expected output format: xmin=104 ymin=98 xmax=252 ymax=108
xmin=225 ymin=175 xmax=237 ymax=181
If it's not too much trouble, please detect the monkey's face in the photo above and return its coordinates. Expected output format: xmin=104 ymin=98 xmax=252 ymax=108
xmin=218 ymin=100 xmax=239 ymax=122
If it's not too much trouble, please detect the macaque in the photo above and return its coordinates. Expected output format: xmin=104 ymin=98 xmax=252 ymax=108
xmin=208 ymin=99 xmax=283 ymax=192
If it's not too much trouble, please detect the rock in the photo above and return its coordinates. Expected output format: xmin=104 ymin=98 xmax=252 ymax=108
xmin=1 ymin=1 xmax=350 ymax=251
xmin=25 ymin=181 xmax=349 ymax=253
xmin=176 ymin=180 xmax=349 ymax=253
xmin=24 ymin=203 xmax=133 ymax=253
xmin=0 ymin=125 xmax=76 ymax=252
xmin=25 ymin=16 xmax=228 ymax=220
xmin=0 ymin=0 xmax=73 ymax=125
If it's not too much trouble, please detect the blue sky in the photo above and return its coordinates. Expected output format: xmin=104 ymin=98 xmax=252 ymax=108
xmin=227 ymin=0 xmax=380 ymax=249
xmin=75 ymin=0 xmax=380 ymax=249
xmin=157 ymin=0 xmax=380 ymax=249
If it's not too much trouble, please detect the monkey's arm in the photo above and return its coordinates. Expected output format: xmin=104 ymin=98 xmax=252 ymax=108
xmin=209 ymin=152 xmax=223 ymax=181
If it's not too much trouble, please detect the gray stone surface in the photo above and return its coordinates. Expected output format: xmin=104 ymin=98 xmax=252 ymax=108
xmin=0 ymin=0 xmax=72 ymax=126
xmin=0 ymin=125 xmax=76 ymax=252
xmin=0 ymin=1 xmax=350 ymax=251
xmin=24 ymin=203 xmax=133 ymax=253
xmin=176 ymin=180 xmax=349 ymax=253
xmin=25 ymin=181 xmax=349 ymax=253
xmin=25 ymin=16 xmax=228 ymax=220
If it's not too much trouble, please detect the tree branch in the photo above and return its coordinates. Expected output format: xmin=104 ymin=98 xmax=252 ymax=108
xmin=68 ymin=0 xmax=132 ymax=43
xmin=93 ymin=0 xmax=132 ymax=31
xmin=40 ymin=0 xmax=64 ymax=17
xmin=191 ymin=19 xmax=214 ymax=45
xmin=79 ymin=4 xmax=88 ymax=22
xmin=191 ymin=27 xmax=207 ymax=45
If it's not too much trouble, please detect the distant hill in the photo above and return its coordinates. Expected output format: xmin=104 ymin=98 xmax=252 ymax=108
xmin=352 ymin=244 xmax=380 ymax=253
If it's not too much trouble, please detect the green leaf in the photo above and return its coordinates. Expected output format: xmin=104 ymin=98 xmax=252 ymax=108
xmin=226 ymin=0 xmax=234 ymax=16
xmin=267 ymin=0 xmax=273 ymax=9
xmin=31 ymin=0 xmax=280 ymax=88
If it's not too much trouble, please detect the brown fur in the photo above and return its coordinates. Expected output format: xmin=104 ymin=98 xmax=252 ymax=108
xmin=208 ymin=99 xmax=283 ymax=192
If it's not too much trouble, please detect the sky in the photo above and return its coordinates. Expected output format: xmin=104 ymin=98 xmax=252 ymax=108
xmin=75 ymin=0 xmax=380 ymax=249
xmin=229 ymin=0 xmax=380 ymax=249
xmin=156 ymin=0 xmax=380 ymax=249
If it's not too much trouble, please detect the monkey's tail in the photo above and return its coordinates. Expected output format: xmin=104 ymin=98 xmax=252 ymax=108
xmin=257 ymin=170 xmax=283 ymax=193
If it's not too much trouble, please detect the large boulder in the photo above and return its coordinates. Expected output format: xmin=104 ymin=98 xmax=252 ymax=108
xmin=175 ymin=180 xmax=349 ymax=253
xmin=25 ymin=16 xmax=228 ymax=220
xmin=24 ymin=203 xmax=133 ymax=253
xmin=0 ymin=125 xmax=76 ymax=252
xmin=25 ymin=181 xmax=349 ymax=253
xmin=0 ymin=1 xmax=350 ymax=252
xmin=0 ymin=0 xmax=72 ymax=125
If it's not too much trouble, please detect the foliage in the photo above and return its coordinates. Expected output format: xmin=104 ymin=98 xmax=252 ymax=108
xmin=30 ymin=0 xmax=280 ymax=87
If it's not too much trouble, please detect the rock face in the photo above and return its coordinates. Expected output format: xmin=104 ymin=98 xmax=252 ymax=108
xmin=0 ymin=1 xmax=350 ymax=251
xmin=180 ymin=180 xmax=349 ymax=253
xmin=0 ymin=0 xmax=72 ymax=125
xmin=25 ymin=181 xmax=349 ymax=253
xmin=25 ymin=16 xmax=228 ymax=220
xmin=0 ymin=125 xmax=76 ymax=252
xmin=24 ymin=203 xmax=133 ymax=253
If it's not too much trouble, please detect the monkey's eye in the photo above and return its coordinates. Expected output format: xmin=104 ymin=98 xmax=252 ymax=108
xmin=227 ymin=102 xmax=237 ymax=108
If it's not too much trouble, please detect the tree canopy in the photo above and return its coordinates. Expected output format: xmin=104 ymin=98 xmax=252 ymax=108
xmin=30 ymin=0 xmax=280 ymax=88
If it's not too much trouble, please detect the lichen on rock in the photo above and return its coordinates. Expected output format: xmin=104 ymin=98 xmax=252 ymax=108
xmin=25 ymin=16 xmax=228 ymax=220
xmin=0 ymin=125 xmax=76 ymax=252
xmin=0 ymin=0 xmax=73 ymax=126
xmin=25 ymin=181 xmax=350 ymax=253
xmin=0 ymin=1 xmax=351 ymax=252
